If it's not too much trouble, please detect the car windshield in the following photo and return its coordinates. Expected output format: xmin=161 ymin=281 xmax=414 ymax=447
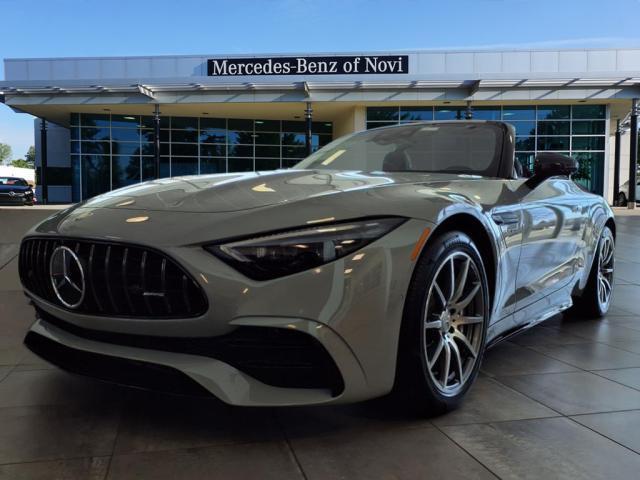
xmin=296 ymin=122 xmax=504 ymax=176
xmin=0 ymin=177 xmax=28 ymax=186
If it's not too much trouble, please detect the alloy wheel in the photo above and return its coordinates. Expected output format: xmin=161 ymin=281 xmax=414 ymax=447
xmin=423 ymin=251 xmax=485 ymax=397
xmin=597 ymin=232 xmax=614 ymax=311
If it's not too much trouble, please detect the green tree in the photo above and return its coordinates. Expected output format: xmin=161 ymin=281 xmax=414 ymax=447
xmin=10 ymin=159 xmax=31 ymax=169
xmin=25 ymin=146 xmax=35 ymax=167
xmin=0 ymin=143 xmax=12 ymax=165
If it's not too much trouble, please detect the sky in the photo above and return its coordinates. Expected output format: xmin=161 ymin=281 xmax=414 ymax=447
xmin=1 ymin=0 xmax=640 ymax=159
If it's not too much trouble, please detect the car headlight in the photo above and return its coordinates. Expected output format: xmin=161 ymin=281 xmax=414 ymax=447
xmin=205 ymin=217 xmax=406 ymax=280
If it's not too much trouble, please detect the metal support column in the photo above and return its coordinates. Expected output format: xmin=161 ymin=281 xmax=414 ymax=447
xmin=614 ymin=119 xmax=621 ymax=205
xmin=305 ymin=102 xmax=313 ymax=157
xmin=154 ymin=104 xmax=161 ymax=179
xmin=40 ymin=119 xmax=48 ymax=205
xmin=629 ymin=99 xmax=638 ymax=209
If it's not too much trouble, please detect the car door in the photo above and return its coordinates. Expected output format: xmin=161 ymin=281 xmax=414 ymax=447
xmin=514 ymin=177 xmax=587 ymax=315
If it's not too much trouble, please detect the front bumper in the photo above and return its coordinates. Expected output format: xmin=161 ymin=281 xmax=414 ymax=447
xmin=22 ymin=218 xmax=430 ymax=406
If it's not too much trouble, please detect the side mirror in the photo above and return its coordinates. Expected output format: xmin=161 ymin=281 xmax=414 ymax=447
xmin=526 ymin=153 xmax=578 ymax=189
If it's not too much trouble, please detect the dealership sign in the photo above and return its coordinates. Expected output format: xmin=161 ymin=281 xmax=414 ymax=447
xmin=207 ymin=55 xmax=409 ymax=76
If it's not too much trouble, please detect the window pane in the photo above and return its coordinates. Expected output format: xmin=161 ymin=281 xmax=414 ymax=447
xmin=112 ymin=155 xmax=140 ymax=189
xmin=508 ymin=121 xmax=536 ymax=136
xmin=111 ymin=142 xmax=142 ymax=156
xmin=111 ymin=128 xmax=140 ymax=142
xmin=70 ymin=127 xmax=80 ymax=141
xmin=142 ymin=157 xmax=158 ymax=181
xmin=200 ymin=157 xmax=226 ymax=174
xmin=572 ymin=136 xmax=605 ymax=150
xmin=70 ymin=113 xmax=80 ymax=126
xmin=537 ymin=121 xmax=570 ymax=135
xmin=229 ymin=145 xmax=253 ymax=157
xmin=71 ymin=141 xmax=81 ymax=154
xmin=282 ymin=133 xmax=306 ymax=146
xmin=367 ymin=107 xmax=399 ymax=121
xmin=171 ymin=143 xmax=198 ymax=156
xmin=319 ymin=135 xmax=332 ymax=147
xmin=255 ymin=119 xmax=280 ymax=132
xmin=282 ymin=159 xmax=299 ymax=168
xmin=141 ymin=143 xmax=154 ymax=156
xmin=228 ymin=118 xmax=253 ymax=131
xmin=254 ymin=132 xmax=280 ymax=144
xmin=537 ymin=136 xmax=570 ymax=150
xmin=160 ymin=143 xmax=170 ymax=156
xmin=400 ymin=107 xmax=433 ymax=121
xmin=228 ymin=158 xmax=254 ymax=172
xmin=572 ymin=105 xmax=605 ymax=119
xmin=81 ymin=127 xmax=110 ymax=141
xmin=228 ymin=131 xmax=255 ymax=145
xmin=111 ymin=115 xmax=140 ymax=128
xmin=81 ymin=141 xmax=110 ymax=155
xmin=515 ymin=136 xmax=535 ymax=150
xmin=435 ymin=107 xmax=465 ymax=120
xmin=503 ymin=106 xmax=535 ymax=121
xmin=200 ymin=117 xmax=226 ymax=129
xmin=81 ymin=114 xmax=110 ymax=127
xmin=200 ymin=144 xmax=226 ymax=157
xmin=200 ymin=129 xmax=227 ymax=144
xmin=171 ymin=157 xmax=198 ymax=176
xmin=159 ymin=130 xmax=170 ymax=142
xmin=81 ymin=155 xmax=110 ymax=199
xmin=537 ymin=106 xmax=570 ymax=120
xmin=141 ymin=129 xmax=155 ymax=143
xmin=572 ymin=120 xmax=605 ymax=135
xmin=255 ymin=145 xmax=280 ymax=158
xmin=171 ymin=117 xmax=197 ymax=130
xmin=312 ymin=122 xmax=333 ymax=135
xmin=282 ymin=121 xmax=306 ymax=133
xmin=472 ymin=107 xmax=501 ymax=120
xmin=283 ymin=146 xmax=307 ymax=158
xmin=256 ymin=158 xmax=281 ymax=170
xmin=171 ymin=130 xmax=198 ymax=143
xmin=515 ymin=152 xmax=535 ymax=177
xmin=573 ymin=152 xmax=605 ymax=194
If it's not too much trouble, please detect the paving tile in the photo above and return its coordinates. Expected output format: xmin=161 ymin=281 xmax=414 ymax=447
xmin=549 ymin=318 xmax=640 ymax=343
xmin=0 ymin=369 xmax=123 ymax=409
xmin=497 ymin=371 xmax=640 ymax=415
xmin=572 ymin=410 xmax=640 ymax=454
xmin=289 ymin=424 xmax=496 ymax=480
xmin=443 ymin=417 xmax=640 ymax=480
xmin=509 ymin=325 xmax=591 ymax=347
xmin=114 ymin=390 xmax=283 ymax=454
xmin=481 ymin=342 xmax=578 ymax=377
xmin=531 ymin=342 xmax=640 ymax=370
xmin=432 ymin=377 xmax=558 ymax=426
xmin=0 ymin=405 xmax=120 ymax=464
xmin=0 ymin=366 xmax=11 ymax=382
xmin=0 ymin=243 xmax=18 ymax=270
xmin=0 ymin=457 xmax=109 ymax=480
xmin=614 ymin=261 xmax=640 ymax=285
xmin=0 ymin=258 xmax=22 ymax=291
xmin=595 ymin=367 xmax=640 ymax=390
xmin=612 ymin=284 xmax=640 ymax=316
xmin=107 ymin=442 xmax=303 ymax=480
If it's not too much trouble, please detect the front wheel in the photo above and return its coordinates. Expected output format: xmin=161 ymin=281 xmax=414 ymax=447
xmin=394 ymin=231 xmax=489 ymax=416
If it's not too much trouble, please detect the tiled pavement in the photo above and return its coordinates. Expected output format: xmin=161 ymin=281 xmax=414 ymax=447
xmin=1 ymin=208 xmax=640 ymax=479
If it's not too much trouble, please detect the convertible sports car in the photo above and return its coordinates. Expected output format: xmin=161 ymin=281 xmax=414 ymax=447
xmin=19 ymin=121 xmax=615 ymax=415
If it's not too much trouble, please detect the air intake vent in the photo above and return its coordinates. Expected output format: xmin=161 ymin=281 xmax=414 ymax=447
xmin=19 ymin=237 xmax=207 ymax=318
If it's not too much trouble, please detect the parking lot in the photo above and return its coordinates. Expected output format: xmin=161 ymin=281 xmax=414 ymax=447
xmin=1 ymin=207 xmax=640 ymax=479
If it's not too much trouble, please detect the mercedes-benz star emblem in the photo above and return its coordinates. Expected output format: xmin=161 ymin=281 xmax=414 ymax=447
xmin=50 ymin=246 xmax=85 ymax=309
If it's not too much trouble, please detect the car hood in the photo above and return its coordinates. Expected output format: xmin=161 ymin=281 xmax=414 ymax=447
xmin=81 ymin=170 xmax=451 ymax=213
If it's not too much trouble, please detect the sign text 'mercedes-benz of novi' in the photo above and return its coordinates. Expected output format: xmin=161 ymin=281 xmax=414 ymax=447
xmin=207 ymin=55 xmax=409 ymax=76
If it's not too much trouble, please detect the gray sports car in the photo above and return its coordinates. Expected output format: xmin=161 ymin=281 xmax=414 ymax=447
xmin=19 ymin=121 xmax=615 ymax=415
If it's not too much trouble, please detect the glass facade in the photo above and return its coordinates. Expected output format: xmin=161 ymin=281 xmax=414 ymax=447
xmin=70 ymin=113 xmax=332 ymax=201
xmin=366 ymin=105 xmax=607 ymax=195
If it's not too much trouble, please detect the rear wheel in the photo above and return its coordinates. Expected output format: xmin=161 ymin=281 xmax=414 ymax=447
xmin=570 ymin=226 xmax=614 ymax=318
xmin=394 ymin=231 xmax=489 ymax=416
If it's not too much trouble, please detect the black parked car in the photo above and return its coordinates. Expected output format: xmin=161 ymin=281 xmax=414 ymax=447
xmin=0 ymin=177 xmax=35 ymax=206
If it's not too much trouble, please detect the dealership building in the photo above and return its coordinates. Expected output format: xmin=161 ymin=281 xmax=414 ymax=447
xmin=1 ymin=47 xmax=640 ymax=203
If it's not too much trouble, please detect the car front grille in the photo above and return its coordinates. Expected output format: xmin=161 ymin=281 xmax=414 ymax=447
xmin=19 ymin=237 xmax=207 ymax=318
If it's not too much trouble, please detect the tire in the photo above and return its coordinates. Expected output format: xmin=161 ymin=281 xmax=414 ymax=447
xmin=618 ymin=192 xmax=627 ymax=207
xmin=570 ymin=225 xmax=615 ymax=318
xmin=394 ymin=231 xmax=489 ymax=417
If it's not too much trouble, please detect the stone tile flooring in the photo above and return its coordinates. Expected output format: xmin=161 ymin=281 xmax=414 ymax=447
xmin=1 ymin=209 xmax=640 ymax=478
